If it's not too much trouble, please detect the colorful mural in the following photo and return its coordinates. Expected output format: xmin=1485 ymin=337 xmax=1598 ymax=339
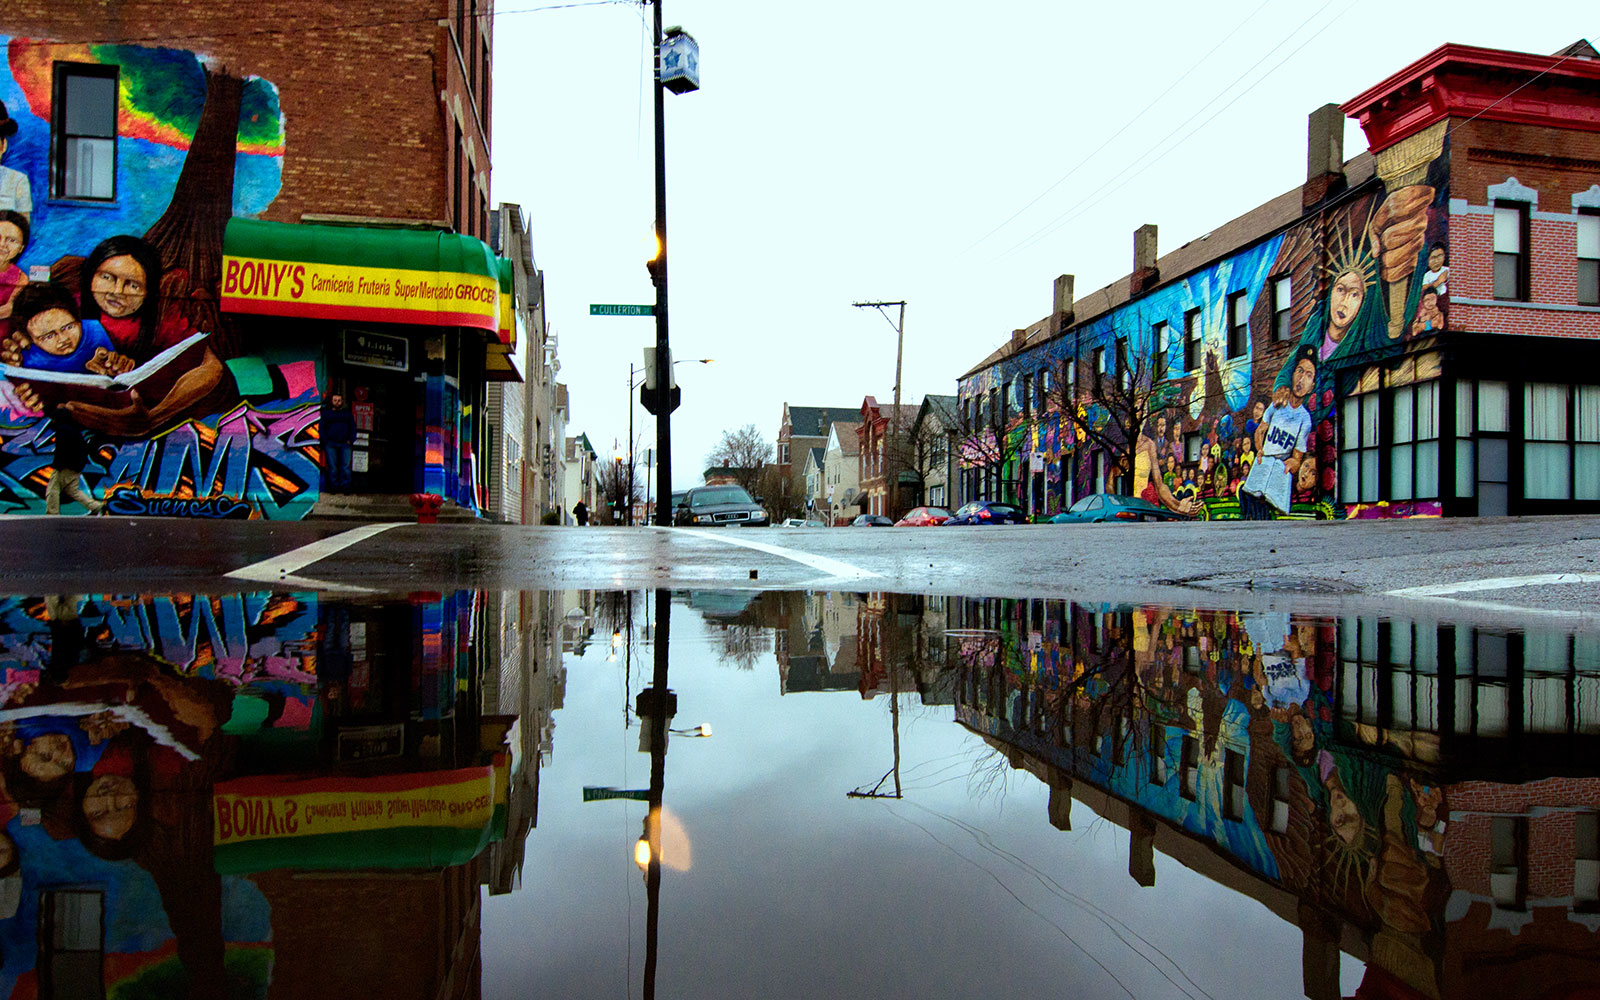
xmin=959 ymin=140 xmax=1453 ymax=521
xmin=0 ymin=37 xmax=318 ymax=519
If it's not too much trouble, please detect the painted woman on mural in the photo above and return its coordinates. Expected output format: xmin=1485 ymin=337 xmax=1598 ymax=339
xmin=0 ymin=235 xmax=237 ymax=438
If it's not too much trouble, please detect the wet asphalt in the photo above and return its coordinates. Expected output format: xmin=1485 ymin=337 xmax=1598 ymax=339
xmin=2 ymin=514 xmax=1597 ymax=626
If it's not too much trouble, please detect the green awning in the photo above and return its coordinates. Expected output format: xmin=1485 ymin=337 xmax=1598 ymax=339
xmin=220 ymin=218 xmax=509 ymax=342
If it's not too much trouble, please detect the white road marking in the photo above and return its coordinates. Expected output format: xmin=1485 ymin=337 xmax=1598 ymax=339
xmin=674 ymin=528 xmax=882 ymax=581
xmin=1386 ymin=572 xmax=1600 ymax=598
xmin=226 ymin=523 xmax=403 ymax=590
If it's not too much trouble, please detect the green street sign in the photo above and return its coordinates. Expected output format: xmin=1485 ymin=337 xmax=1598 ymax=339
xmin=590 ymin=304 xmax=655 ymax=317
xmin=582 ymin=786 xmax=651 ymax=802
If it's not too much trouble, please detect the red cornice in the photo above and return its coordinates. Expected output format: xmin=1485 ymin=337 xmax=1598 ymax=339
xmin=1342 ymin=43 xmax=1600 ymax=152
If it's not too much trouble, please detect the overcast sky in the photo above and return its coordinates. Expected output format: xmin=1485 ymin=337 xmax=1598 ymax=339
xmin=493 ymin=0 xmax=1590 ymax=490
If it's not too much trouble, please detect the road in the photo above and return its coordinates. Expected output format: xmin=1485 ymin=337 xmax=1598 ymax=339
xmin=2 ymin=514 xmax=1598 ymax=624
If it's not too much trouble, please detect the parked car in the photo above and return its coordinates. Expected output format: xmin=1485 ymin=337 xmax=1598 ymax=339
xmin=1048 ymin=493 xmax=1194 ymax=523
xmin=894 ymin=506 xmax=952 ymax=527
xmin=673 ymin=485 xmax=770 ymax=526
xmin=780 ymin=517 xmax=828 ymax=527
xmin=944 ymin=501 xmax=1028 ymax=525
xmin=850 ymin=514 xmax=895 ymax=527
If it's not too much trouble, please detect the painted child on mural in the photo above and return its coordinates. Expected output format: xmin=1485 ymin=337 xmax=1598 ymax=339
xmin=0 ymin=210 xmax=29 ymax=336
xmin=1241 ymin=346 xmax=1317 ymax=518
xmin=7 ymin=282 xmax=134 ymax=379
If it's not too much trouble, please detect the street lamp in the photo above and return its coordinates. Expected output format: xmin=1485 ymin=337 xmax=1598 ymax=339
xmin=630 ymin=358 xmax=710 ymax=525
xmin=645 ymin=6 xmax=700 ymax=527
xmin=852 ymin=300 xmax=906 ymax=519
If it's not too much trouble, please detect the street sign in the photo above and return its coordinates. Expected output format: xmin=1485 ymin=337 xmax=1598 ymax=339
xmin=590 ymin=304 xmax=654 ymax=316
xmin=582 ymin=786 xmax=651 ymax=802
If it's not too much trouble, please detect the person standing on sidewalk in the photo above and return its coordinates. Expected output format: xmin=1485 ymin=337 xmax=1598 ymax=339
xmin=45 ymin=411 xmax=104 ymax=515
xmin=321 ymin=393 xmax=355 ymax=492
xmin=572 ymin=500 xmax=589 ymax=526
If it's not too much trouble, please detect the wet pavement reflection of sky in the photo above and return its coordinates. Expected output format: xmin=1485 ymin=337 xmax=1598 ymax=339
xmin=0 ymin=588 xmax=1595 ymax=998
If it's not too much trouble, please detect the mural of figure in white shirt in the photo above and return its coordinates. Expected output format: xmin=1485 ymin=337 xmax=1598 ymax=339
xmin=0 ymin=101 xmax=30 ymax=220
xmin=1241 ymin=345 xmax=1316 ymax=516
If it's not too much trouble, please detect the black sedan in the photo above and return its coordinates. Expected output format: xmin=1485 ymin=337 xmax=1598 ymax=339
xmin=1048 ymin=493 xmax=1194 ymax=523
xmin=850 ymin=514 xmax=895 ymax=527
xmin=944 ymin=501 xmax=1028 ymax=525
xmin=673 ymin=485 xmax=770 ymax=526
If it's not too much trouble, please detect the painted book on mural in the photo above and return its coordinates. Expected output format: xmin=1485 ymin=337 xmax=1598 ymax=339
xmin=0 ymin=331 xmax=212 ymax=408
xmin=1241 ymin=454 xmax=1293 ymax=514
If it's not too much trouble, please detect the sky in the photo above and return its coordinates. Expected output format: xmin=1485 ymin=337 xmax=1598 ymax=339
xmin=492 ymin=0 xmax=1592 ymax=489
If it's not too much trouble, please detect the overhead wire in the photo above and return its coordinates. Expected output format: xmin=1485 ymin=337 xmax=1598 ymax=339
xmin=992 ymin=0 xmax=1352 ymax=263
xmin=960 ymin=0 xmax=1274 ymax=256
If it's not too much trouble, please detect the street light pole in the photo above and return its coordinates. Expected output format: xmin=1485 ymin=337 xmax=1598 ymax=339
xmin=628 ymin=364 xmax=637 ymax=526
xmin=852 ymin=300 xmax=906 ymax=518
xmin=649 ymin=0 xmax=673 ymax=527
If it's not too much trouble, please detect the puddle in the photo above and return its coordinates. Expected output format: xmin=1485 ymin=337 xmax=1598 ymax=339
xmin=0 ymin=589 xmax=1593 ymax=998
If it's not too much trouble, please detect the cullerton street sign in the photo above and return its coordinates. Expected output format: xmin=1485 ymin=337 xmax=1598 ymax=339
xmin=582 ymin=786 xmax=651 ymax=802
xmin=590 ymin=303 xmax=655 ymax=316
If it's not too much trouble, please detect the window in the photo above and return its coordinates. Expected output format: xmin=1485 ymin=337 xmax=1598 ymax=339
xmin=1092 ymin=347 xmax=1105 ymax=393
xmin=1021 ymin=375 xmax=1031 ymax=419
xmin=1525 ymin=383 xmax=1600 ymax=501
xmin=1000 ymin=383 xmax=1011 ymax=425
xmin=1494 ymin=201 xmax=1529 ymax=300
xmin=40 ymin=889 xmax=104 ymax=999
xmin=1226 ymin=290 xmax=1248 ymax=359
xmin=1183 ymin=308 xmax=1202 ymax=372
xmin=1579 ymin=210 xmax=1599 ymax=307
xmin=1117 ymin=339 xmax=1131 ymax=390
xmin=1034 ymin=370 xmax=1046 ymax=412
xmin=52 ymin=63 xmax=119 ymax=201
xmin=1152 ymin=322 xmax=1168 ymax=379
xmin=1389 ymin=381 xmax=1440 ymax=500
xmin=1184 ymin=432 xmax=1202 ymax=466
xmin=1340 ymin=390 xmax=1381 ymax=503
xmin=1455 ymin=381 xmax=1476 ymax=499
xmin=1223 ymin=749 xmax=1246 ymax=821
xmin=1490 ymin=816 xmax=1527 ymax=909
xmin=1270 ymin=767 xmax=1292 ymax=834
xmin=988 ymin=388 xmax=998 ymax=429
xmin=1091 ymin=451 xmax=1107 ymax=494
xmin=1179 ymin=736 xmax=1199 ymax=801
xmin=1272 ymin=276 xmax=1293 ymax=341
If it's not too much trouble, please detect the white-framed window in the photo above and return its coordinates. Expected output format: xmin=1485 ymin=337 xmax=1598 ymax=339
xmin=1525 ymin=383 xmax=1600 ymax=501
xmin=1494 ymin=201 xmax=1529 ymax=300
xmin=1340 ymin=390 xmax=1381 ymax=504
xmin=1272 ymin=276 xmax=1293 ymax=341
xmin=1226 ymin=290 xmax=1248 ymax=359
xmin=52 ymin=62 xmax=119 ymax=201
xmin=1579 ymin=210 xmax=1599 ymax=307
xmin=1389 ymin=380 xmax=1440 ymax=501
xmin=1153 ymin=321 xmax=1168 ymax=379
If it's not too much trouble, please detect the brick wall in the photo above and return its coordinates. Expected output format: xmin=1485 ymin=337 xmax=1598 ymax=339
xmin=8 ymin=0 xmax=494 ymax=232
xmin=1445 ymin=777 xmax=1600 ymax=899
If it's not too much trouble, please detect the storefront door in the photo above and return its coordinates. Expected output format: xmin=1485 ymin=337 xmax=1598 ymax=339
xmin=349 ymin=374 xmax=417 ymax=494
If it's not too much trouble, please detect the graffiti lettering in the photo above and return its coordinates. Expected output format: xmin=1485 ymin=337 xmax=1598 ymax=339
xmin=106 ymin=489 xmax=251 ymax=519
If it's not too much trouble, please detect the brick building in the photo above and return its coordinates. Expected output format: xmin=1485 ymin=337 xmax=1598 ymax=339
xmin=0 ymin=1 xmax=521 ymax=520
xmin=958 ymin=39 xmax=1600 ymax=520
xmin=857 ymin=394 xmax=914 ymax=519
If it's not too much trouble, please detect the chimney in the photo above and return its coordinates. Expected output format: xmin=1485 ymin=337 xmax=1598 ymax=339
xmin=1053 ymin=273 xmax=1075 ymax=332
xmin=1303 ymin=103 xmax=1346 ymax=209
xmin=1131 ymin=225 xmax=1158 ymax=294
xmin=1010 ymin=328 xmax=1028 ymax=351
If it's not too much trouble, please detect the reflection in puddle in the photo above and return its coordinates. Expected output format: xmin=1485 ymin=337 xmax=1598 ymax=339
xmin=0 ymin=589 xmax=1594 ymax=998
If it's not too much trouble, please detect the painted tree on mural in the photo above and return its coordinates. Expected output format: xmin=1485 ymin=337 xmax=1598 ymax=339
xmin=1054 ymin=323 xmax=1195 ymax=513
xmin=960 ymin=390 xmax=1025 ymax=503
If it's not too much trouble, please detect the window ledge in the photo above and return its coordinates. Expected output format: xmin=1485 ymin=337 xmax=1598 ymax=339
xmin=1453 ymin=297 xmax=1600 ymax=314
xmin=45 ymin=197 xmax=119 ymax=211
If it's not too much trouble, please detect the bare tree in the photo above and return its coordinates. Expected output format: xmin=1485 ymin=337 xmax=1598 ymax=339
xmin=596 ymin=457 xmax=641 ymax=524
xmin=959 ymin=395 xmax=1025 ymax=504
xmin=706 ymin=424 xmax=770 ymax=497
xmin=892 ymin=413 xmax=954 ymax=510
xmin=1055 ymin=324 xmax=1191 ymax=508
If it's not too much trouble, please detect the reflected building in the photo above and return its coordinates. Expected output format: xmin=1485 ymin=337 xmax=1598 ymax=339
xmin=0 ymin=589 xmax=541 ymax=999
xmin=948 ymin=597 xmax=1600 ymax=1000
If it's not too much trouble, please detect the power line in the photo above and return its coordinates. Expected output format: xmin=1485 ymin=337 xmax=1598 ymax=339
xmin=960 ymin=0 xmax=1274 ymax=256
xmin=991 ymin=0 xmax=1349 ymax=263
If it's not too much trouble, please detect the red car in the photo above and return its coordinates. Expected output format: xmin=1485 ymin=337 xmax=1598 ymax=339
xmin=895 ymin=506 xmax=952 ymax=527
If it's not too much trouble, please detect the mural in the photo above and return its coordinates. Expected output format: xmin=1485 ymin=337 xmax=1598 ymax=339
xmin=0 ymin=37 xmax=319 ymax=519
xmin=959 ymin=140 xmax=1453 ymax=520
xmin=0 ymin=588 xmax=511 ymax=997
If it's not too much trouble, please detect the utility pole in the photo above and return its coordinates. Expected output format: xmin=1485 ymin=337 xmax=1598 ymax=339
xmin=648 ymin=0 xmax=672 ymax=526
xmin=852 ymin=300 xmax=905 ymax=518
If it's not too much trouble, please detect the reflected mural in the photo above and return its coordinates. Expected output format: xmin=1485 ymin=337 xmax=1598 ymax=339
xmin=0 ymin=588 xmax=568 ymax=999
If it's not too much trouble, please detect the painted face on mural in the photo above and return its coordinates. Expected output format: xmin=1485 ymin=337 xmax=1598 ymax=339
xmin=1328 ymin=269 xmax=1366 ymax=338
xmin=90 ymin=255 xmax=149 ymax=319
xmin=82 ymin=772 xmax=139 ymax=841
xmin=1291 ymin=356 xmax=1316 ymax=399
xmin=19 ymin=732 xmax=74 ymax=782
xmin=0 ymin=220 xmax=23 ymax=267
xmin=1328 ymin=781 xmax=1364 ymax=846
xmin=1289 ymin=712 xmax=1314 ymax=758
xmin=25 ymin=307 xmax=83 ymax=357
